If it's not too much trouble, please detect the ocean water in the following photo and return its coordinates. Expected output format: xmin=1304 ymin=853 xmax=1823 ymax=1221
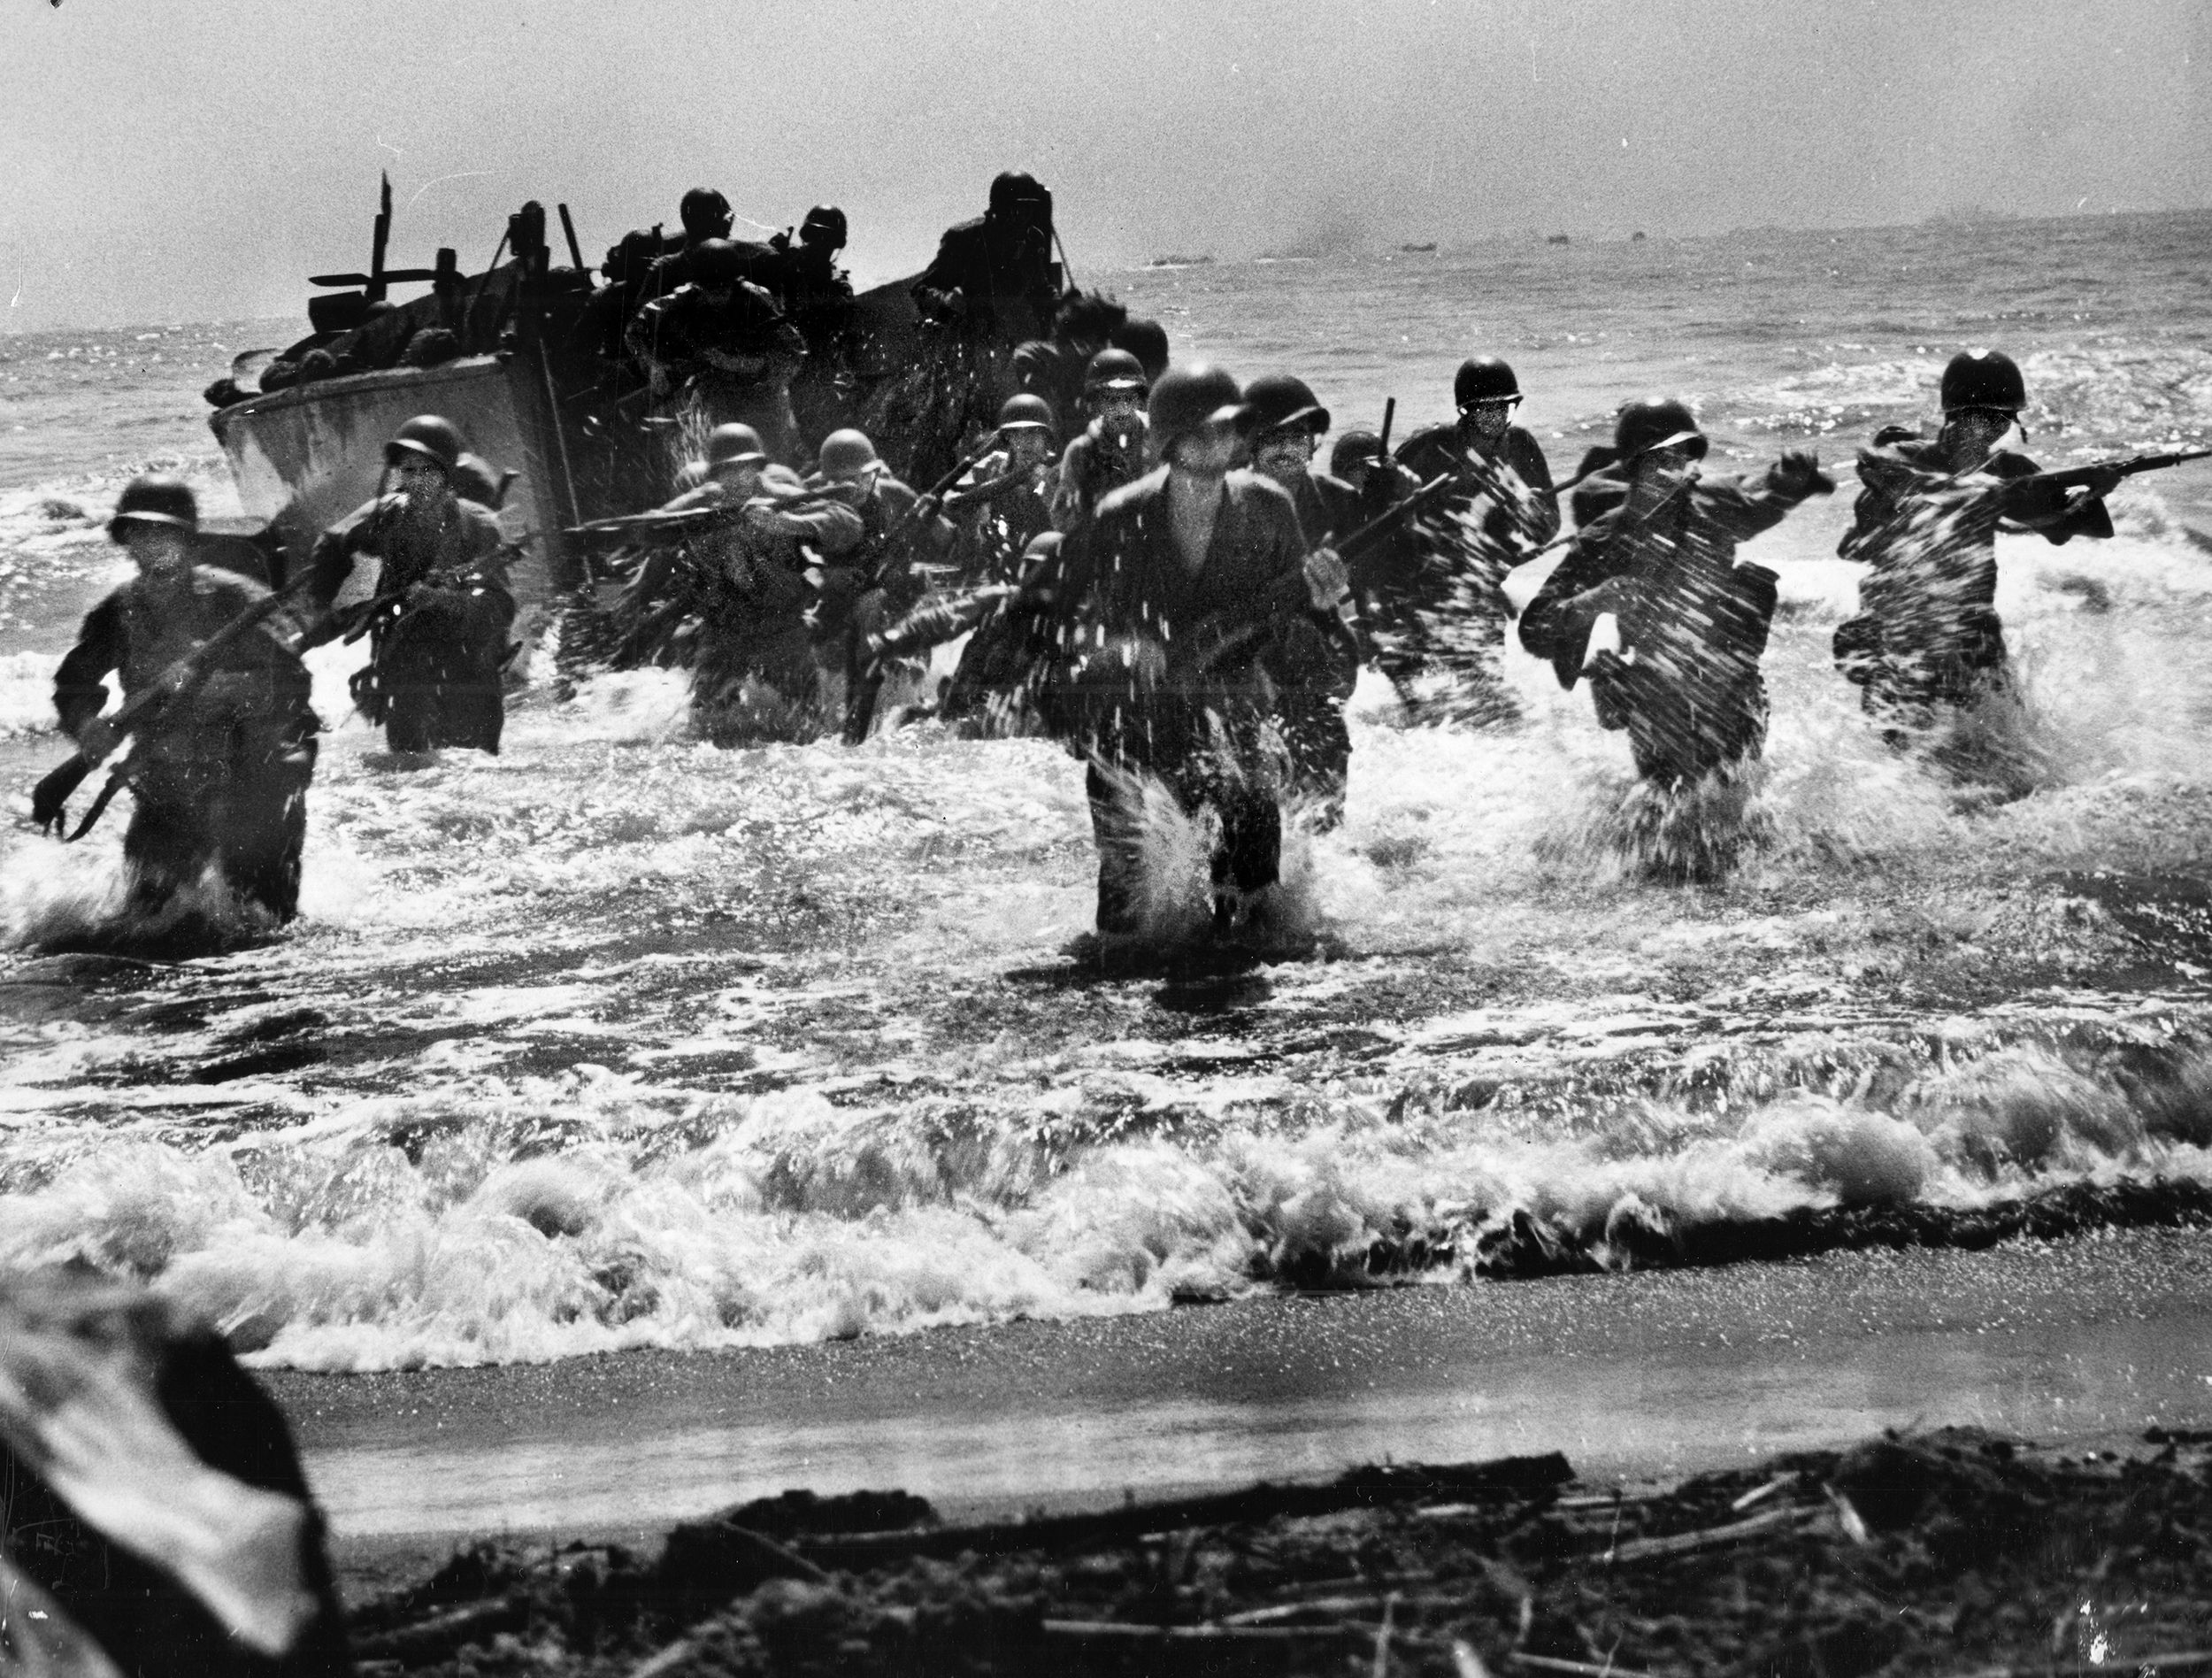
xmin=1 ymin=212 xmax=2209 ymax=1373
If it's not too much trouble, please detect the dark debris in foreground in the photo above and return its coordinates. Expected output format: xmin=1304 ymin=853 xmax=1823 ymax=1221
xmin=346 ymin=1428 xmax=2212 ymax=1677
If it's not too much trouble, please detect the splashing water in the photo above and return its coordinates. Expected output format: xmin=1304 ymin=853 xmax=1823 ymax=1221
xmin=4 ymin=225 xmax=2212 ymax=1370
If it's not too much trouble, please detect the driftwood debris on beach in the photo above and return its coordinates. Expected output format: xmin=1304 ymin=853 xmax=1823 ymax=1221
xmin=337 ymin=1427 xmax=2212 ymax=1677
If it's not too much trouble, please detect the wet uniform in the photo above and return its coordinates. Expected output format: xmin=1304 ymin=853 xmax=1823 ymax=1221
xmin=311 ymin=492 xmax=513 ymax=753
xmin=1039 ymin=466 xmax=1320 ymax=934
xmin=1833 ymin=435 xmax=2112 ymax=734
xmin=1520 ymin=464 xmax=1816 ymax=789
xmin=948 ymin=450 xmax=1056 ymax=587
xmin=911 ymin=218 xmax=1059 ymax=343
xmin=811 ymin=471 xmax=926 ymax=731
xmin=1382 ymin=421 xmax=1560 ymax=713
xmin=1270 ymin=467 xmax=1365 ymax=820
xmin=677 ymin=481 xmax=865 ymax=743
xmin=626 ymin=280 xmax=808 ymax=458
xmin=1050 ymin=417 xmax=1149 ymax=534
xmin=55 ymin=566 xmax=318 ymax=920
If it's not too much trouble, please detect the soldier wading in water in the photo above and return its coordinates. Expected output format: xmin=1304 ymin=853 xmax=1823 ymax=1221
xmin=1832 ymin=349 xmax=2117 ymax=769
xmin=1520 ymin=398 xmax=1831 ymax=878
xmin=311 ymin=415 xmax=516 ymax=755
xmin=52 ymin=477 xmax=319 ymax=923
xmin=1026 ymin=365 xmax=1350 ymax=942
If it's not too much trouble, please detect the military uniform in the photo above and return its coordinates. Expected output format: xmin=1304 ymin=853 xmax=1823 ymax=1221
xmin=1361 ymin=421 xmax=1555 ymax=723
xmin=948 ymin=450 xmax=1056 ymax=587
xmin=1043 ymin=467 xmax=1321 ymax=934
xmin=1520 ymin=464 xmax=1816 ymax=789
xmin=311 ymin=491 xmax=513 ymax=753
xmin=679 ymin=476 xmax=865 ymax=743
xmin=626 ymin=280 xmax=808 ymax=458
xmin=1265 ymin=466 xmax=1364 ymax=824
xmin=911 ymin=218 xmax=1059 ymax=343
xmin=1834 ymin=435 xmax=2112 ymax=733
xmin=1051 ymin=417 xmax=1148 ymax=533
xmin=55 ymin=566 xmax=317 ymax=920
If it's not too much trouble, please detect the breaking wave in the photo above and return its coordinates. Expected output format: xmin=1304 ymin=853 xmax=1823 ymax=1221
xmin=4 ymin=230 xmax=2212 ymax=1373
xmin=0 ymin=1041 xmax=2206 ymax=1372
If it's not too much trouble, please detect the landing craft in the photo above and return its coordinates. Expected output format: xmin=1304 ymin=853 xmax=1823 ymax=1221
xmin=202 ymin=179 xmax=941 ymax=642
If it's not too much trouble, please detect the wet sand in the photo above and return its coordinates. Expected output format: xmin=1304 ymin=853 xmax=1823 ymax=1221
xmin=265 ymin=1227 xmax=2212 ymax=1598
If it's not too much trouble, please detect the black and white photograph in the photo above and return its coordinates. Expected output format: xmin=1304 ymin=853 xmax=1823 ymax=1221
xmin=3 ymin=1 xmax=2210 ymax=1671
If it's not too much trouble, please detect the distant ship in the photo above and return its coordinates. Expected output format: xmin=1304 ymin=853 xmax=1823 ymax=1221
xmin=1631 ymin=231 xmax=1648 ymax=243
xmin=1399 ymin=242 xmax=1437 ymax=253
xmin=1546 ymin=234 xmax=1571 ymax=246
xmin=1146 ymin=254 xmax=1214 ymax=267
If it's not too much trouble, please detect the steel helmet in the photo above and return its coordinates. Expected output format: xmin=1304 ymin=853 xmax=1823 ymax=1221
xmin=690 ymin=238 xmax=749 ymax=286
xmin=680 ymin=187 xmax=733 ymax=237
xmin=706 ymin=422 xmax=768 ymax=468
xmin=451 ymin=452 xmax=512 ymax=510
xmin=1329 ymin=428 xmax=1384 ymax=477
xmin=988 ymin=171 xmax=1050 ymax=218
xmin=1243 ymin=373 xmax=1332 ymax=437
xmin=1110 ymin=319 xmax=1170 ymax=386
xmin=1454 ymin=356 xmax=1522 ymax=409
xmin=799 ymin=204 xmax=849 ymax=249
xmin=108 ymin=474 xmax=199 ymax=542
xmin=1939 ymin=349 xmax=2026 ymax=414
xmin=1084 ymin=347 xmax=1148 ymax=393
xmin=816 ymin=428 xmax=882 ymax=483
xmin=1022 ymin=531 xmax=1064 ymax=565
xmin=385 ymin=414 xmax=465 ymax=474
xmin=1612 ymin=396 xmax=1708 ymax=463
xmin=997 ymin=393 xmax=1056 ymax=434
xmin=1146 ymin=364 xmax=1249 ymax=460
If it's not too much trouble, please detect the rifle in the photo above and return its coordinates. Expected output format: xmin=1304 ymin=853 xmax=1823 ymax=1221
xmin=328 ymin=578 xmax=424 ymax=647
xmin=568 ymin=506 xmax=723 ymax=538
xmin=841 ymin=437 xmax=1018 ymax=743
xmin=2019 ymin=446 xmax=2212 ymax=493
xmin=568 ymin=483 xmax=848 ymax=541
xmin=901 ymin=435 xmax=1013 ymax=530
xmin=1378 ymin=398 xmax=1395 ymax=458
xmin=30 ymin=584 xmax=308 ymax=838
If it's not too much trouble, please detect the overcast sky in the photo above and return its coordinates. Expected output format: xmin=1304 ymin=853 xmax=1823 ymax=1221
xmin=3 ymin=0 xmax=2206 ymax=330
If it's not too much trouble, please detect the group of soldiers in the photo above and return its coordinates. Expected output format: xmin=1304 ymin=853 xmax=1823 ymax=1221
xmin=41 ymin=167 xmax=2143 ymax=940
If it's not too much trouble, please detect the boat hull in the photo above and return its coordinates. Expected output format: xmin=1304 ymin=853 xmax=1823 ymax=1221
xmin=208 ymin=355 xmax=584 ymax=619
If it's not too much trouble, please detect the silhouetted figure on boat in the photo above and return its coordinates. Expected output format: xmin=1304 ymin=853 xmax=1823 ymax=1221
xmin=626 ymin=239 xmax=809 ymax=462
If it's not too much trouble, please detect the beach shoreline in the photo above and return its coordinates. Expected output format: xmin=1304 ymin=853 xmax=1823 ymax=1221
xmin=270 ymin=1227 xmax=2212 ymax=1603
